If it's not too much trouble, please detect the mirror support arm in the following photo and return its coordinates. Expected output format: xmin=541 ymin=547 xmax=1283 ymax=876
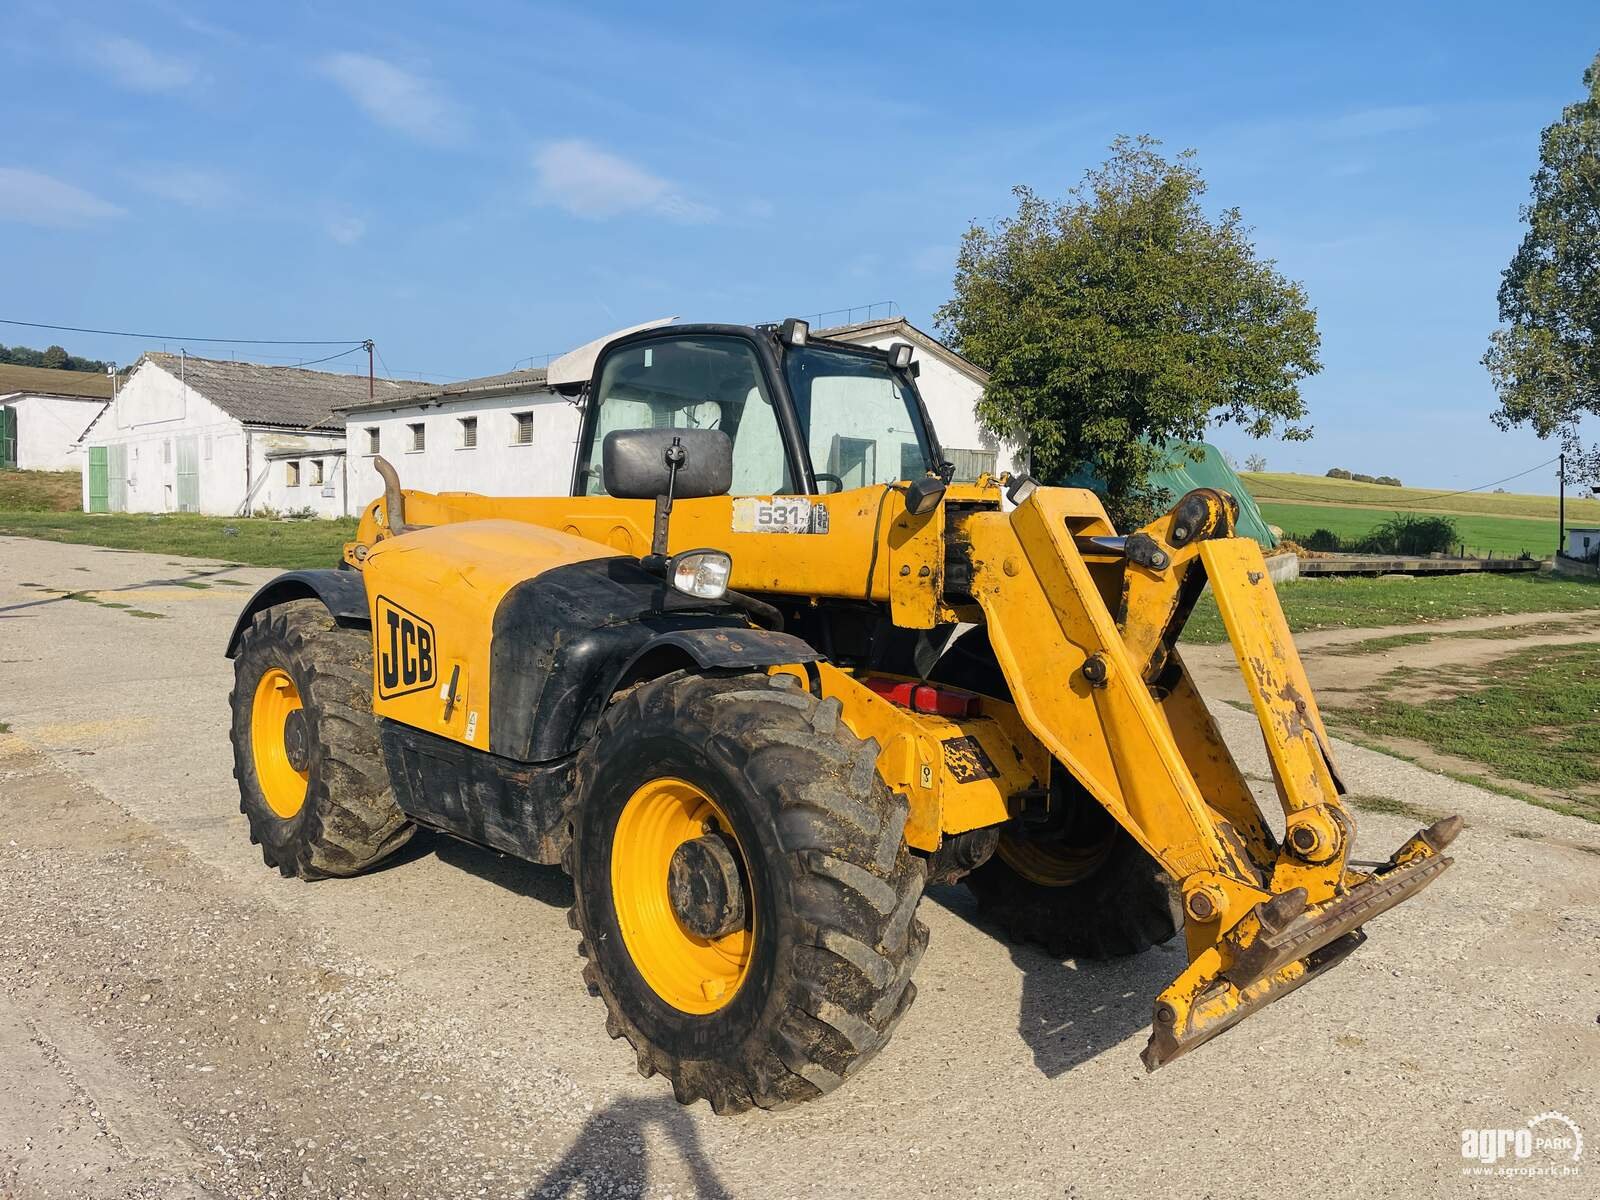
xmin=646 ymin=436 xmax=686 ymax=565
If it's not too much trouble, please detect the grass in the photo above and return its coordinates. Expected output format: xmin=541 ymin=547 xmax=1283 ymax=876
xmin=1258 ymin=500 xmax=1555 ymax=559
xmin=1242 ymin=470 xmax=1600 ymax=523
xmin=1343 ymin=793 xmax=1450 ymax=824
xmin=1181 ymin=570 xmax=1600 ymax=645
xmin=0 ymin=511 xmax=356 ymax=569
xmin=1329 ymin=643 xmax=1600 ymax=822
xmin=0 ymin=469 xmax=83 ymax=512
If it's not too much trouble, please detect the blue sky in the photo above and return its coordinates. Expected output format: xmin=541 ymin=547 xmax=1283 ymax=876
xmin=4 ymin=1 xmax=1597 ymax=493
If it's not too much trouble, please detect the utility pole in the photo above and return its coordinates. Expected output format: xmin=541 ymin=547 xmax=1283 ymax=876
xmin=365 ymin=340 xmax=375 ymax=401
xmin=1558 ymin=451 xmax=1565 ymax=559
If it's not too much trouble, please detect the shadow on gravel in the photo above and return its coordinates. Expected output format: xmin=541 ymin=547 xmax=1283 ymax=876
xmin=431 ymin=835 xmax=575 ymax=907
xmin=0 ymin=563 xmax=252 ymax=617
xmin=526 ymin=1096 xmax=731 ymax=1199
xmin=926 ymin=884 xmax=1182 ymax=1078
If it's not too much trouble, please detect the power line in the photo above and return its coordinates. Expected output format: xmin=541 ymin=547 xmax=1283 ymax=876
xmin=0 ymin=318 xmax=364 ymax=346
xmin=1387 ymin=456 xmax=1561 ymax=506
xmin=275 ymin=345 xmax=367 ymax=369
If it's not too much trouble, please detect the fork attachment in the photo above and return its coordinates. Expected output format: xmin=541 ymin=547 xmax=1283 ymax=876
xmin=961 ymin=486 xmax=1460 ymax=1070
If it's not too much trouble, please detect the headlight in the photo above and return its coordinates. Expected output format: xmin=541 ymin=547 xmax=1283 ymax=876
xmin=669 ymin=549 xmax=732 ymax=600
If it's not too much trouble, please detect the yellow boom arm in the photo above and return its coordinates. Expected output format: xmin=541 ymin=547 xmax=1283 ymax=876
xmin=961 ymin=486 xmax=1458 ymax=1067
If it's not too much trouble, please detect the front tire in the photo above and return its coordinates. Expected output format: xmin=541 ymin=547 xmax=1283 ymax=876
xmin=229 ymin=599 xmax=413 ymax=879
xmin=567 ymin=671 xmax=926 ymax=1113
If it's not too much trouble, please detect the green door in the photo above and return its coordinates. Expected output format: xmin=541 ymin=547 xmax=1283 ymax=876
xmin=175 ymin=435 xmax=200 ymax=512
xmin=107 ymin=443 xmax=128 ymax=512
xmin=0 ymin=406 xmax=15 ymax=468
xmin=87 ymin=446 xmax=109 ymax=512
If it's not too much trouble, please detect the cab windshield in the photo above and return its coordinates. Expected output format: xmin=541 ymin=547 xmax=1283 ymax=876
xmin=782 ymin=344 xmax=937 ymax=490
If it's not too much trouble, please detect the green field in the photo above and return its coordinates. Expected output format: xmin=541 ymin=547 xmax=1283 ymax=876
xmin=1258 ymin=501 xmax=1555 ymax=558
xmin=1241 ymin=471 xmax=1600 ymax=523
xmin=0 ymin=511 xmax=356 ymax=569
xmin=1181 ymin=570 xmax=1600 ymax=644
xmin=1331 ymin=642 xmax=1600 ymax=821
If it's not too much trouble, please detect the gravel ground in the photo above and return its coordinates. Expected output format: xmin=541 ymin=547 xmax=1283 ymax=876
xmin=1 ymin=535 xmax=1596 ymax=1199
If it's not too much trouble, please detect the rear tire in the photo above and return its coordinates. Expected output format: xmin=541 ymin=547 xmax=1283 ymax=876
xmin=567 ymin=671 xmax=926 ymax=1113
xmin=965 ymin=821 xmax=1182 ymax=959
xmin=229 ymin=599 xmax=413 ymax=879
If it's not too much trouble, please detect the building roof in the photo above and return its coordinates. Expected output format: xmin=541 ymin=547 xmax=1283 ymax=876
xmin=142 ymin=353 xmax=428 ymax=430
xmin=0 ymin=362 xmax=115 ymax=400
xmin=338 ymin=365 xmax=552 ymax=415
xmin=812 ymin=317 xmax=990 ymax=386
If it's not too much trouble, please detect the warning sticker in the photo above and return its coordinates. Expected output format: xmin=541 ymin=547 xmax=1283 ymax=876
xmin=732 ymin=497 xmax=829 ymax=534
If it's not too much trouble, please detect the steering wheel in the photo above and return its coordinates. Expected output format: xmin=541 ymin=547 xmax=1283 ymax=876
xmin=813 ymin=473 xmax=844 ymax=495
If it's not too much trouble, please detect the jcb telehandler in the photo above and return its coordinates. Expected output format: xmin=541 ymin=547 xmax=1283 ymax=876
xmin=226 ymin=319 xmax=1459 ymax=1113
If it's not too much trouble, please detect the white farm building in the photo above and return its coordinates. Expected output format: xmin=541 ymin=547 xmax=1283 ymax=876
xmin=79 ymin=353 xmax=422 ymax=516
xmin=338 ymin=317 xmax=1018 ymax=512
xmin=71 ymin=319 xmax=1016 ymax=518
xmin=341 ymin=366 xmax=578 ymax=508
xmin=0 ymin=363 xmax=115 ymax=472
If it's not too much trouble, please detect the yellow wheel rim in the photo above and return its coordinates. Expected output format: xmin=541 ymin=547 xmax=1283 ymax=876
xmin=997 ymin=829 xmax=1113 ymax=887
xmin=251 ymin=667 xmax=309 ymax=819
xmin=611 ymin=777 xmax=753 ymax=1014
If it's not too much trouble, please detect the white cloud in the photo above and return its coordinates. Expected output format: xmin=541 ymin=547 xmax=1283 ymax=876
xmin=326 ymin=215 xmax=367 ymax=244
xmin=90 ymin=36 xmax=198 ymax=92
xmin=317 ymin=52 xmax=466 ymax=145
xmin=131 ymin=165 xmax=233 ymax=209
xmin=1321 ymin=105 xmax=1436 ymax=140
xmin=532 ymin=139 xmax=716 ymax=223
xmin=0 ymin=168 xmax=124 ymax=228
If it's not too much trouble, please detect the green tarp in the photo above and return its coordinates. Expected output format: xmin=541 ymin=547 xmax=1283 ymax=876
xmin=1051 ymin=441 xmax=1278 ymax=549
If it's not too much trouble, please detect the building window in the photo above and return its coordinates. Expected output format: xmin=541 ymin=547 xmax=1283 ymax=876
xmin=310 ymin=459 xmax=324 ymax=486
xmin=459 ymin=416 xmax=478 ymax=449
xmin=366 ymin=427 xmax=380 ymax=454
xmin=163 ymin=439 xmax=172 ymax=464
xmin=286 ymin=461 xmax=301 ymax=487
xmin=409 ymin=422 xmax=425 ymax=452
xmin=203 ymin=435 xmax=213 ymax=461
xmin=944 ymin=447 xmax=999 ymax=483
xmin=512 ymin=411 xmax=533 ymax=445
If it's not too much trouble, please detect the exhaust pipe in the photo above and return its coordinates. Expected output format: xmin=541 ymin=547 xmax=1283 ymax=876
xmin=372 ymin=455 xmax=416 ymax=533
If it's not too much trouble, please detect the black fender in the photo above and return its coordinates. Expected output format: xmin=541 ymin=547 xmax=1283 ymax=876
xmin=223 ymin=568 xmax=369 ymax=658
xmin=488 ymin=557 xmax=822 ymax=762
xmin=608 ymin=626 xmax=821 ymax=693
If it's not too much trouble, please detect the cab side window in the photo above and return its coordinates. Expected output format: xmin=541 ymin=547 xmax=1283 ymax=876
xmin=578 ymin=336 xmax=793 ymax=496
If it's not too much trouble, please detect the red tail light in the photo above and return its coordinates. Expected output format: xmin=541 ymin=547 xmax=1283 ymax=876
xmin=863 ymin=677 xmax=979 ymax=718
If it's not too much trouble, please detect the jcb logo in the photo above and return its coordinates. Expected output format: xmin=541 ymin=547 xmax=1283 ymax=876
xmin=376 ymin=597 xmax=436 ymax=699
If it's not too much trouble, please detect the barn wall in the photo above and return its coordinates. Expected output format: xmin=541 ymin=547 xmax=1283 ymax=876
xmin=253 ymin=437 xmax=351 ymax=518
xmin=82 ymin=364 xmax=246 ymax=514
xmin=2 ymin=394 xmax=105 ymax=470
xmin=344 ymin=389 xmax=581 ymax=508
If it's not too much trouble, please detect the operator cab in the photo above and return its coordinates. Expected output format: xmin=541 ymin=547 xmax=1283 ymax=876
xmin=570 ymin=321 xmax=946 ymax=499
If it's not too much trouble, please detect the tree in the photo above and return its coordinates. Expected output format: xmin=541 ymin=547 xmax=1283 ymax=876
xmin=936 ymin=136 xmax=1321 ymax=527
xmin=1484 ymin=52 xmax=1600 ymax=484
xmin=1245 ymin=453 xmax=1268 ymax=473
xmin=0 ymin=342 xmax=111 ymax=372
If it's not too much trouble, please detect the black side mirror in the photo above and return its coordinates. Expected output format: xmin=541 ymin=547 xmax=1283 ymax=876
xmin=602 ymin=428 xmax=733 ymax=501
